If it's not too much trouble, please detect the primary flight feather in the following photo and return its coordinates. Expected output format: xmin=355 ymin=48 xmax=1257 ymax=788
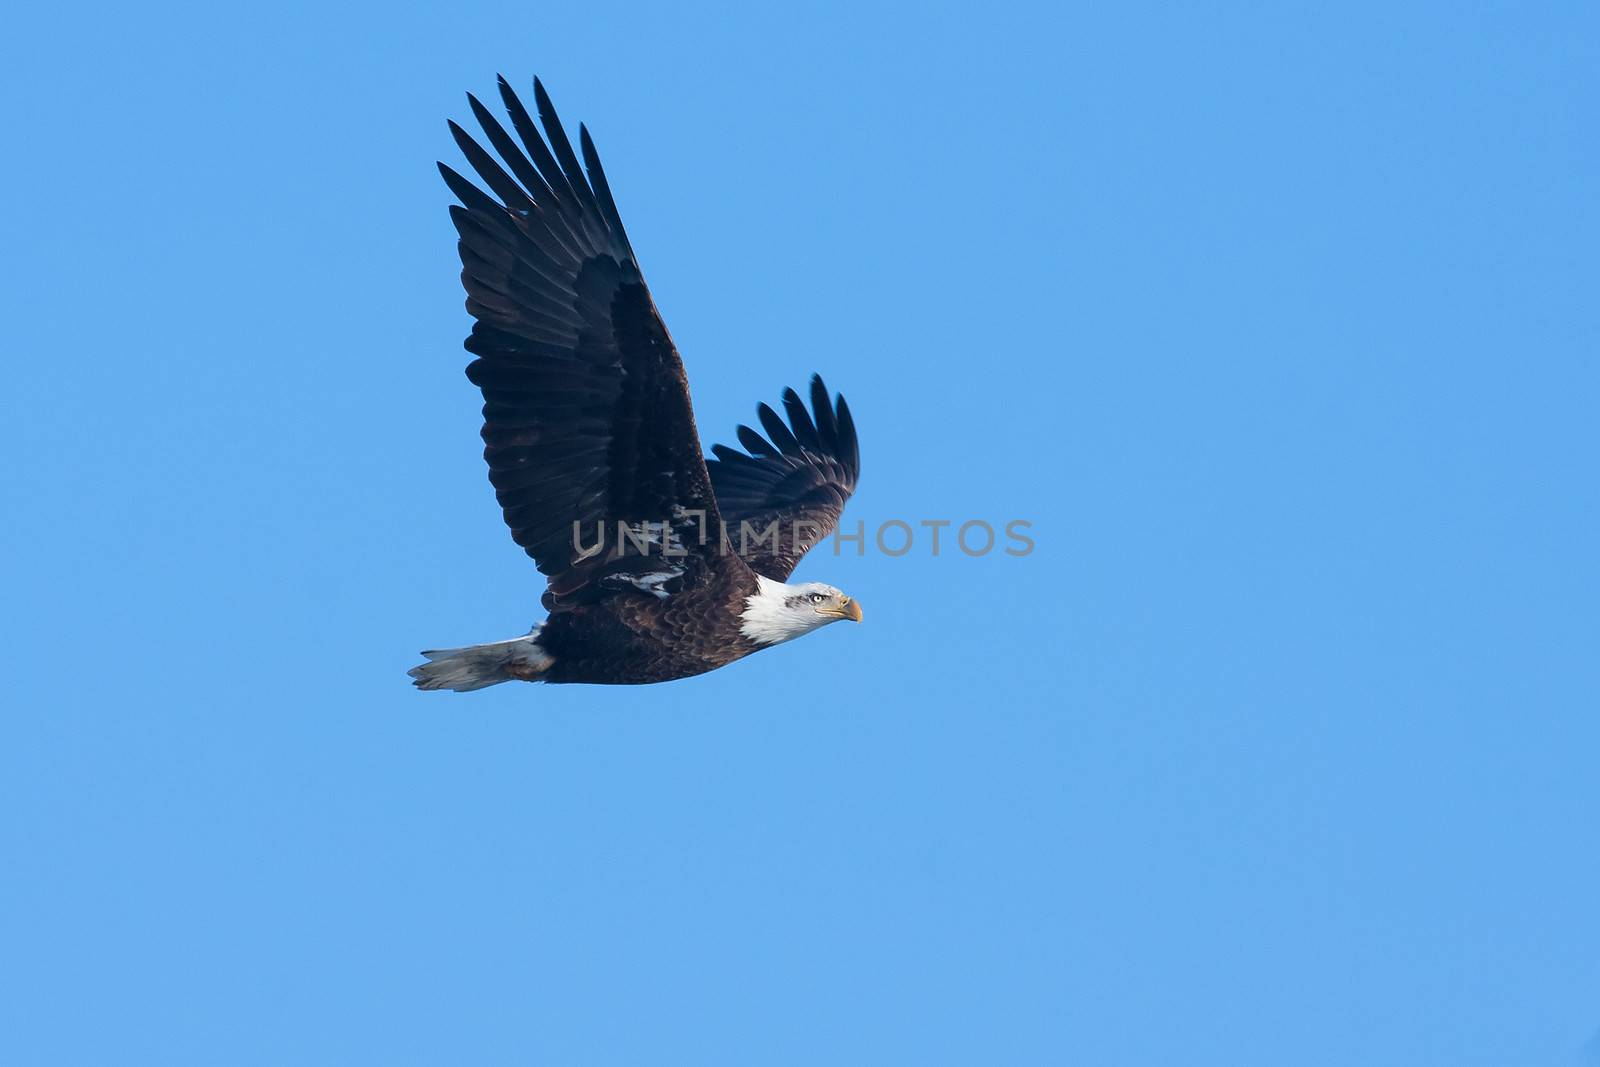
xmin=411 ymin=76 xmax=862 ymax=691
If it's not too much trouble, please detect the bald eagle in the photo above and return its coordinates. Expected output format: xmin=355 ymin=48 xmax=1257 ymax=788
xmin=410 ymin=77 xmax=863 ymax=691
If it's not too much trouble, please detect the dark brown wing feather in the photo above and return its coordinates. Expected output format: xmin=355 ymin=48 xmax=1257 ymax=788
xmin=706 ymin=376 xmax=860 ymax=580
xmin=442 ymin=77 xmax=729 ymax=605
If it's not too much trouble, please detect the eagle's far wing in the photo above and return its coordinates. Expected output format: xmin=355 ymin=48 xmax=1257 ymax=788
xmin=706 ymin=376 xmax=860 ymax=581
xmin=442 ymin=77 xmax=727 ymax=605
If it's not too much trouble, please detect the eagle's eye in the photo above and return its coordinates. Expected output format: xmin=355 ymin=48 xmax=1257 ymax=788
xmin=809 ymin=593 xmax=825 ymax=604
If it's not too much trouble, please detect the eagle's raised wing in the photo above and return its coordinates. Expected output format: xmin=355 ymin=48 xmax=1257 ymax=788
xmin=441 ymin=77 xmax=726 ymax=605
xmin=706 ymin=376 xmax=860 ymax=581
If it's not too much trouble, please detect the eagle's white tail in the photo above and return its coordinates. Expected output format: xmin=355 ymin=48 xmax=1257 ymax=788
xmin=408 ymin=629 xmax=552 ymax=692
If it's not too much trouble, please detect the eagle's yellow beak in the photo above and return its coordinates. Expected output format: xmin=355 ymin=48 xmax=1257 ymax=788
xmin=817 ymin=596 xmax=863 ymax=622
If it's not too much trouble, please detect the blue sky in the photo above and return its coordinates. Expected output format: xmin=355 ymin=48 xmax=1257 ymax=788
xmin=2 ymin=2 xmax=1597 ymax=1064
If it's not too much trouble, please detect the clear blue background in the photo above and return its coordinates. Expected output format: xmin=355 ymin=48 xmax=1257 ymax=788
xmin=3 ymin=2 xmax=1597 ymax=1064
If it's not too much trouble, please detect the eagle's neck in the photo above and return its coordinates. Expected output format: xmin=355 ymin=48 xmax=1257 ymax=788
xmin=739 ymin=575 xmax=822 ymax=646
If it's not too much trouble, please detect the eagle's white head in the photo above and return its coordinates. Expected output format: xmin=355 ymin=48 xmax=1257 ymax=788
xmin=739 ymin=575 xmax=864 ymax=646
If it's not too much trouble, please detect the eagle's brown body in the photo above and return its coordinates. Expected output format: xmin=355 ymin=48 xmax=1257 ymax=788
xmin=533 ymin=562 xmax=762 ymax=684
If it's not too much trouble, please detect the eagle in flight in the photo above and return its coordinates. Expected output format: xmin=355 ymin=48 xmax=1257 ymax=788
xmin=410 ymin=77 xmax=863 ymax=691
